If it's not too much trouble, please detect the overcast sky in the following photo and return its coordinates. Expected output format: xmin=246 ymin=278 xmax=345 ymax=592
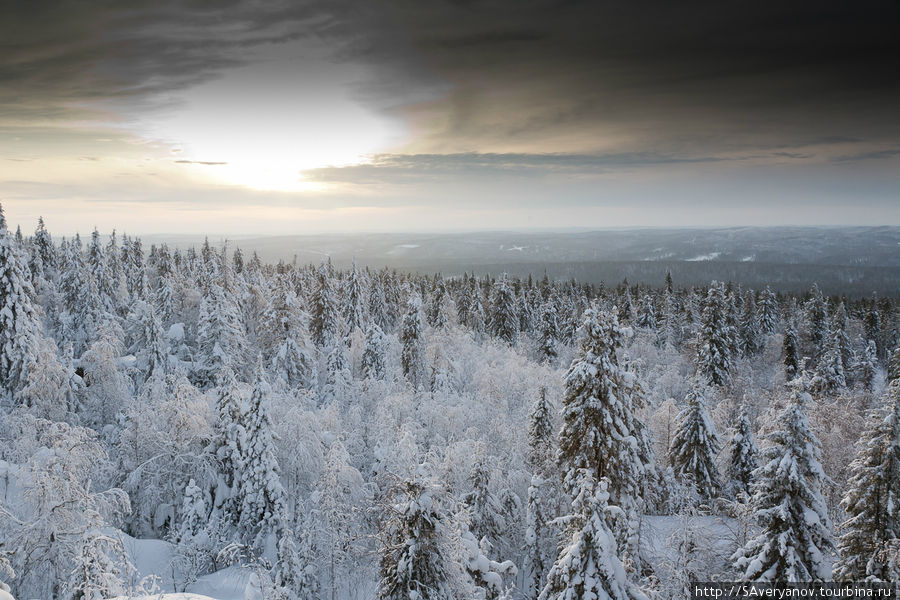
xmin=1 ymin=0 xmax=899 ymax=234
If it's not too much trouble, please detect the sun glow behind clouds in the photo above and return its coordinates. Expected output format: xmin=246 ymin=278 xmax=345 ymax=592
xmin=143 ymin=54 xmax=403 ymax=192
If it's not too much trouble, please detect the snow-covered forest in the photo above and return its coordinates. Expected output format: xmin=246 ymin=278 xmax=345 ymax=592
xmin=0 ymin=205 xmax=898 ymax=600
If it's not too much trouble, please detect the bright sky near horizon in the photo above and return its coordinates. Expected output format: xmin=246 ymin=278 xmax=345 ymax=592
xmin=1 ymin=1 xmax=899 ymax=235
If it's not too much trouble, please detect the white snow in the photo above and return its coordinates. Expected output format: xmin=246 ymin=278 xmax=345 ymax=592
xmin=686 ymin=252 xmax=721 ymax=261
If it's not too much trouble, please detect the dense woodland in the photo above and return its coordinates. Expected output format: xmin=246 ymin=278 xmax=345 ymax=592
xmin=0 ymin=205 xmax=898 ymax=599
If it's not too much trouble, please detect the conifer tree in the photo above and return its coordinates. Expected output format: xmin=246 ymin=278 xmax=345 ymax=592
xmin=464 ymin=450 xmax=503 ymax=547
xmin=212 ymin=367 xmax=243 ymax=526
xmin=176 ymin=478 xmax=208 ymax=543
xmin=0 ymin=203 xmax=44 ymax=398
xmin=401 ymin=290 xmax=426 ymax=388
xmin=344 ymin=260 xmax=368 ymax=334
xmin=783 ymin=317 xmax=802 ymax=379
xmin=311 ymin=261 xmax=339 ymax=347
xmin=558 ymin=304 xmax=654 ymax=555
xmin=362 ymin=321 xmax=387 ymax=380
xmin=635 ymin=294 xmax=657 ymax=330
xmin=811 ymin=327 xmax=846 ymax=395
xmin=804 ymin=284 xmax=829 ymax=356
xmin=321 ymin=340 xmax=351 ymax=404
xmin=668 ymin=382 xmax=721 ymax=502
xmin=833 ymin=382 xmax=900 ymax=581
xmin=540 ymin=470 xmax=642 ymax=600
xmin=237 ymin=361 xmax=287 ymax=550
xmin=697 ymin=282 xmax=734 ymax=387
xmin=525 ymin=387 xmax=557 ymax=599
xmin=377 ymin=465 xmax=467 ymax=600
xmin=732 ymin=377 xmax=834 ymax=582
xmin=33 ymin=215 xmax=56 ymax=276
xmin=759 ymin=287 xmax=779 ymax=335
xmin=740 ymin=291 xmax=761 ymax=357
xmin=195 ymin=279 xmax=248 ymax=386
xmin=490 ymin=274 xmax=520 ymax=345
xmin=537 ymin=296 xmax=560 ymax=363
xmin=855 ymin=339 xmax=878 ymax=392
xmin=888 ymin=345 xmax=900 ymax=384
xmin=727 ymin=407 xmax=759 ymax=498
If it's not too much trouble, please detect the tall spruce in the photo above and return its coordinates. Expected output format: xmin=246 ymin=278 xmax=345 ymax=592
xmin=732 ymin=377 xmax=834 ymax=582
xmin=833 ymin=382 xmax=900 ymax=581
xmin=667 ymin=381 xmax=721 ymax=502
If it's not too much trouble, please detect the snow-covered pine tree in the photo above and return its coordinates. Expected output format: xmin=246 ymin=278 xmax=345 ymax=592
xmin=525 ymin=388 xmax=557 ymax=600
xmin=667 ymin=381 xmax=721 ymax=502
xmin=759 ymin=287 xmax=779 ymax=335
xmin=635 ymin=294 xmax=657 ymax=330
xmin=855 ymin=339 xmax=878 ymax=392
xmin=273 ymin=529 xmax=319 ymax=600
xmin=732 ymin=376 xmax=835 ymax=582
xmin=464 ymin=449 xmax=503 ymax=548
xmin=539 ymin=469 xmax=644 ymax=600
xmin=558 ymin=304 xmax=655 ymax=564
xmin=490 ymin=274 xmax=520 ymax=345
xmin=726 ymin=407 xmax=759 ymax=499
xmin=811 ymin=326 xmax=846 ymax=396
xmin=362 ymin=321 xmax=387 ymax=380
xmin=261 ymin=282 xmax=315 ymax=390
xmin=783 ymin=316 xmax=802 ymax=379
xmin=0 ymin=204 xmax=44 ymax=399
xmin=740 ymin=291 xmax=761 ymax=357
xmin=527 ymin=387 xmax=555 ymax=473
xmin=804 ymin=284 xmax=829 ymax=358
xmin=537 ymin=295 xmax=560 ymax=363
xmin=310 ymin=260 xmax=340 ymax=347
xmin=344 ymin=259 xmax=368 ymax=335
xmin=400 ymin=290 xmax=426 ymax=389
xmin=177 ymin=478 xmax=208 ymax=543
xmin=195 ymin=278 xmax=248 ymax=387
xmin=33 ymin=215 xmax=56 ymax=276
xmin=833 ymin=382 xmax=900 ymax=582
xmin=237 ymin=360 xmax=287 ymax=552
xmin=377 ymin=465 xmax=467 ymax=600
xmin=697 ymin=282 xmax=734 ymax=387
xmin=321 ymin=339 xmax=351 ymax=404
xmin=889 ymin=345 xmax=900 ymax=384
xmin=212 ymin=367 xmax=244 ymax=527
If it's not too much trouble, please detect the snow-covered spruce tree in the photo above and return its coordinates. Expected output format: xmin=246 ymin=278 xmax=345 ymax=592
xmin=697 ymin=281 xmax=734 ymax=387
xmin=783 ymin=317 xmax=802 ymax=379
xmin=344 ymin=259 xmax=368 ymax=334
xmin=464 ymin=449 xmax=504 ymax=547
xmin=740 ymin=291 xmax=761 ymax=357
xmin=759 ymin=287 xmax=779 ymax=336
xmin=833 ymin=382 xmax=900 ymax=582
xmin=176 ymin=478 xmax=208 ymax=543
xmin=528 ymin=387 xmax=555 ymax=473
xmin=33 ymin=215 xmax=56 ymax=276
xmin=195 ymin=278 xmax=248 ymax=387
xmin=804 ymin=284 xmax=829 ymax=357
xmin=310 ymin=261 xmax=340 ymax=348
xmin=855 ymin=339 xmax=878 ymax=392
xmin=273 ymin=529 xmax=319 ymax=600
xmin=726 ymin=407 xmax=759 ymax=499
xmin=558 ymin=304 xmax=655 ymax=568
xmin=811 ymin=326 xmax=846 ymax=396
xmin=401 ymin=290 xmax=427 ymax=389
xmin=525 ymin=387 xmax=558 ymax=599
xmin=377 ymin=465 xmax=467 ymax=600
xmin=0 ymin=203 xmax=44 ymax=399
xmin=537 ymin=295 xmax=560 ymax=363
xmin=321 ymin=339 xmax=351 ymax=404
xmin=362 ymin=320 xmax=387 ymax=380
xmin=732 ymin=377 xmax=834 ymax=582
xmin=667 ymin=381 xmax=721 ymax=503
xmin=489 ymin=273 xmax=519 ymax=345
xmin=462 ymin=523 xmax=517 ymax=600
xmin=369 ymin=275 xmax=390 ymax=332
xmin=635 ymin=294 xmax=657 ymax=330
xmin=888 ymin=345 xmax=900 ymax=384
xmin=539 ymin=470 xmax=645 ymax=600
xmin=261 ymin=283 xmax=316 ymax=390
xmin=237 ymin=360 xmax=287 ymax=552
xmin=212 ymin=367 xmax=243 ymax=527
